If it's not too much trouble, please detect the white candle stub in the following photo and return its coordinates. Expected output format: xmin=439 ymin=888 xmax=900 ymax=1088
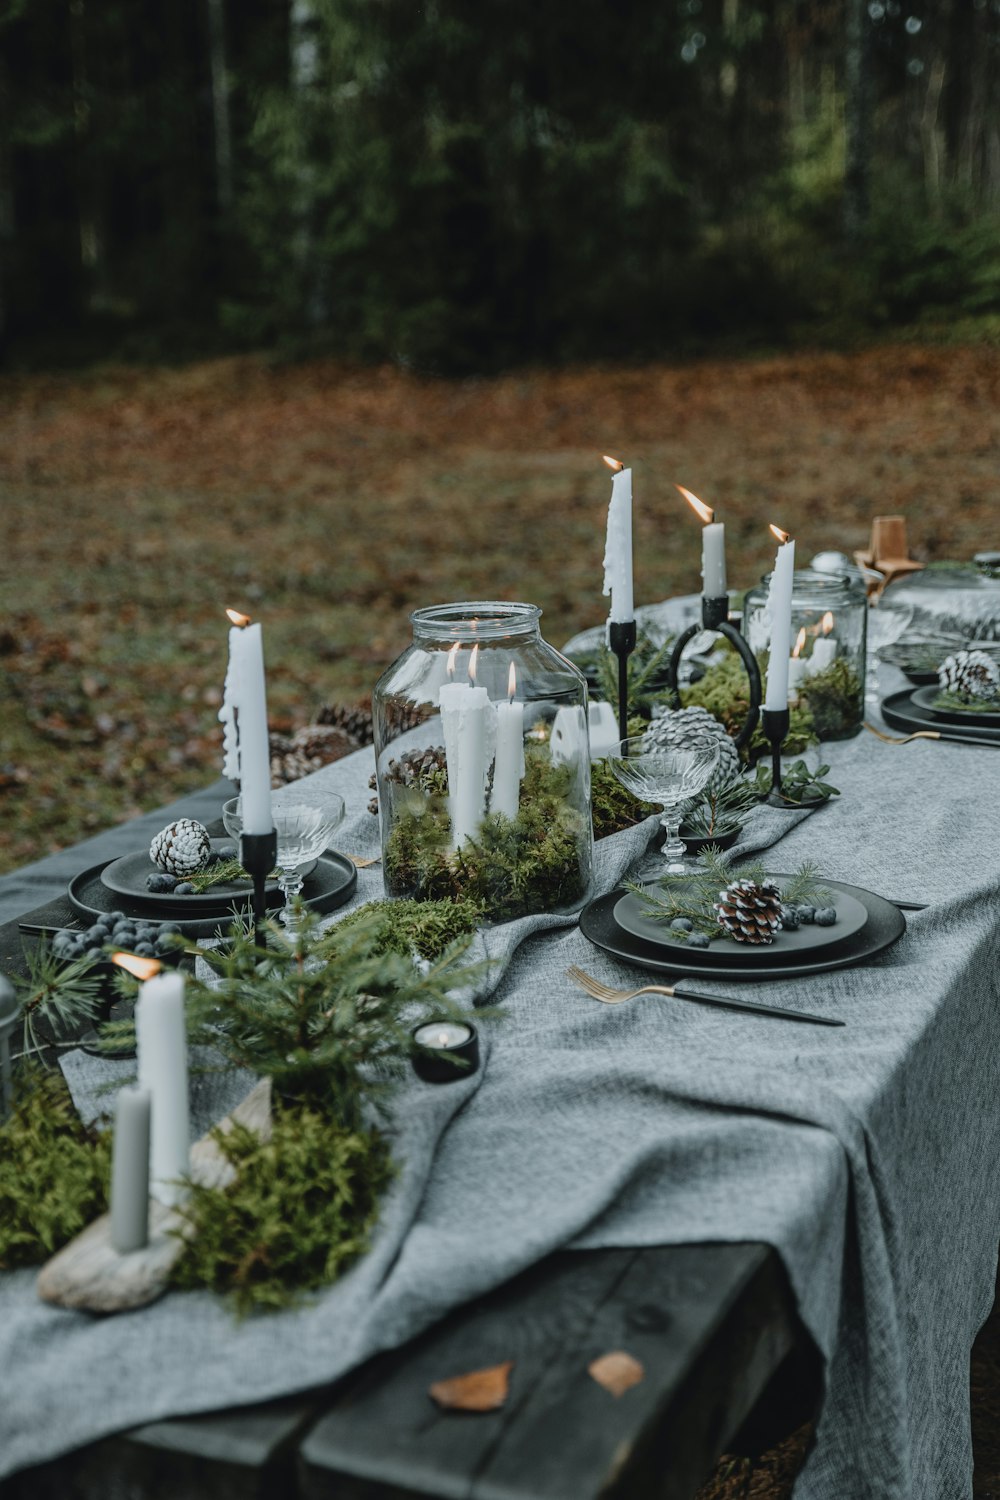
xmin=764 ymin=527 xmax=796 ymax=710
xmin=602 ymin=458 xmax=634 ymax=624
xmin=414 ymin=1022 xmax=473 ymax=1049
xmin=490 ymin=662 xmax=525 ymax=819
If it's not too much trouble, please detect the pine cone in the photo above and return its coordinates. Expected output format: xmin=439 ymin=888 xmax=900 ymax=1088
xmin=150 ymin=818 xmax=211 ymax=876
xmin=383 ymin=745 xmax=449 ymax=794
xmin=938 ymin=649 xmax=1000 ymax=701
xmin=269 ymin=726 xmax=357 ymax=787
xmin=643 ymin=706 xmax=742 ymax=800
xmin=315 ymin=700 xmax=375 ymax=745
xmin=714 ymin=878 xmax=783 ymax=945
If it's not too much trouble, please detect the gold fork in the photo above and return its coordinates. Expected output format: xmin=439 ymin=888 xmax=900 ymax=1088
xmin=864 ymin=723 xmax=941 ymax=745
xmin=565 ymin=965 xmax=844 ymax=1027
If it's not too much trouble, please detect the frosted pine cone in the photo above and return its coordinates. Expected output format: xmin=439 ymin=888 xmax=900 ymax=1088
xmin=715 ymin=878 xmax=783 ymax=945
xmin=938 ymin=649 xmax=1000 ymax=701
xmin=150 ymin=819 xmax=211 ymax=876
xmin=643 ymin=706 xmax=741 ymax=801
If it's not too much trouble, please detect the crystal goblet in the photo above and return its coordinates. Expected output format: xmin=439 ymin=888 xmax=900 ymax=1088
xmin=222 ymin=796 xmax=320 ymax=878
xmin=269 ymin=787 xmax=345 ymax=931
xmin=866 ymin=600 xmax=914 ymax=705
xmin=608 ymin=736 xmax=720 ymax=881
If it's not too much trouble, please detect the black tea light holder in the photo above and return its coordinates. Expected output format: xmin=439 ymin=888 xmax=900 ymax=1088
xmin=239 ymin=830 xmax=278 ymax=950
xmin=411 ymin=1021 xmax=480 ymax=1085
xmin=665 ymin=595 xmax=762 ymax=751
xmin=608 ymin=619 xmax=637 ymax=748
xmin=760 ymin=706 xmax=791 ymax=803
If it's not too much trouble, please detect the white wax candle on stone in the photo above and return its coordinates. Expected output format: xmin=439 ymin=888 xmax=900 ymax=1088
xmin=602 ymin=457 xmax=634 ymax=624
xmin=136 ymin=969 xmax=190 ymax=1208
xmin=110 ymin=1085 xmax=151 ymax=1254
xmin=233 ymin=621 xmax=273 ymax=834
xmin=764 ymin=527 xmax=796 ymax=711
xmin=491 ymin=662 xmax=524 ymax=819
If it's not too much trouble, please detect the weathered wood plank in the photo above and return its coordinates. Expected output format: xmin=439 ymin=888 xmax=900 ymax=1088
xmin=36 ymin=1077 xmax=272 ymax=1313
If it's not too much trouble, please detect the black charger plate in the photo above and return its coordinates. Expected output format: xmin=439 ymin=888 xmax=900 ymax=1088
xmin=881 ymin=689 xmax=1000 ymax=746
xmin=910 ymin=684 xmax=1000 ymax=730
xmin=69 ymin=851 xmax=357 ymax=939
xmin=580 ymin=876 xmax=905 ymax=981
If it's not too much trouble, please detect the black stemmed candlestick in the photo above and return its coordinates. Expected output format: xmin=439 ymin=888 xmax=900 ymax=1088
xmin=665 ymin=595 xmax=762 ymax=750
xmin=239 ymin=830 xmax=277 ymax=950
xmin=760 ymin=706 xmax=790 ymax=803
xmin=608 ymin=619 xmax=637 ymax=748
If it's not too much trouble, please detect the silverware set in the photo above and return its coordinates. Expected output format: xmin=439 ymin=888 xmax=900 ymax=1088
xmin=566 ymin=964 xmax=845 ymax=1027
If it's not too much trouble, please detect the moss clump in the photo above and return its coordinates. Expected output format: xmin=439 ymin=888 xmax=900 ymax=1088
xmin=798 ymin=658 xmax=864 ymax=740
xmin=334 ymin=897 xmax=483 ymax=959
xmin=0 ymin=1070 xmax=111 ymax=1269
xmin=932 ymin=689 xmax=1000 ymax=714
xmin=383 ymin=747 xmax=590 ymax=921
xmin=171 ymin=1099 xmax=393 ymax=1316
xmin=681 ymin=649 xmax=815 ymax=758
xmin=590 ymin=758 xmax=656 ymax=839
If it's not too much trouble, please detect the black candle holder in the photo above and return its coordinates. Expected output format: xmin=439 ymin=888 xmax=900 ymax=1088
xmin=239 ymin=830 xmax=278 ymax=950
xmin=607 ymin=619 xmax=637 ymax=748
xmin=665 ymin=595 xmax=762 ymax=750
xmin=411 ymin=1021 xmax=480 ymax=1085
xmin=760 ymin=707 xmax=791 ymax=803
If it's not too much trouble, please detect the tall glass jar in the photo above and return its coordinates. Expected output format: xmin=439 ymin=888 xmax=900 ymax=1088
xmin=372 ymin=602 xmax=594 ymax=922
xmin=743 ymin=570 xmax=867 ymax=739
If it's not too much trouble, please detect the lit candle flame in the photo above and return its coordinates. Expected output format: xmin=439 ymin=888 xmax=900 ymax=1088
xmin=769 ymin=524 xmax=791 ymax=545
xmin=437 ymin=1031 xmax=450 ymax=1047
xmin=602 ymin=454 xmax=625 ymax=473
xmin=507 ymin=661 xmax=516 ymax=701
xmin=676 ymin=484 xmax=714 ymax=525
xmin=822 ymin=611 xmax=834 ymax=635
xmin=112 ymin=952 xmax=162 ymax=981
xmin=793 ymin=627 xmax=807 ymax=659
xmin=446 ymin=642 xmax=460 ymax=680
xmin=225 ymin=608 xmax=252 ymax=627
xmin=468 ymin=643 xmax=479 ymax=683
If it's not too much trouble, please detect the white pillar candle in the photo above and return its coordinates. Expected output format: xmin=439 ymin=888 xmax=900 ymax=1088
xmin=809 ymin=614 xmax=838 ymax=676
xmin=764 ymin=528 xmax=796 ymax=710
xmin=587 ymin=700 xmax=620 ymax=758
xmin=602 ymin=458 xmax=634 ymax=624
xmin=787 ymin=629 xmax=808 ymax=699
xmin=136 ymin=970 xmax=190 ymax=1208
xmin=490 ymin=663 xmax=524 ymax=820
xmin=677 ymin=485 xmax=727 ymax=599
xmin=549 ymin=704 xmax=588 ymax=766
xmin=219 ymin=609 xmax=250 ymax=781
xmin=110 ymin=1086 xmax=151 ymax=1253
xmin=233 ymin=621 xmax=273 ymax=834
xmin=439 ymin=646 xmax=492 ymax=847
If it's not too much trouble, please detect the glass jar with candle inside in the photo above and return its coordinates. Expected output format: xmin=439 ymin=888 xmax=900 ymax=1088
xmin=371 ymin=602 xmax=594 ymax=922
xmin=742 ymin=570 xmax=867 ymax=740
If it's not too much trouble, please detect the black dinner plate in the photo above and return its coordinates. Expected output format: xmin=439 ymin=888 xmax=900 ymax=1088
xmin=881 ymin=689 xmax=1000 ymax=746
xmin=69 ymin=851 xmax=357 ymax=939
xmin=909 ymin=684 xmax=1000 ymax=729
xmin=100 ymin=838 xmax=282 ymax=914
xmin=613 ymin=881 xmax=869 ymax=966
xmin=580 ymin=877 xmax=905 ymax=981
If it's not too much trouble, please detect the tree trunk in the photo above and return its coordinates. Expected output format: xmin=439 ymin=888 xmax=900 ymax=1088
xmin=206 ymin=0 xmax=234 ymax=214
xmin=69 ymin=0 xmax=108 ymax=305
xmin=289 ymin=0 xmax=325 ymax=326
xmin=842 ymin=0 xmax=872 ymax=244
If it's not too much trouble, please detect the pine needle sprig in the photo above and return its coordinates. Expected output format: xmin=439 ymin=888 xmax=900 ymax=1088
xmin=16 ymin=944 xmax=106 ymax=1060
xmin=630 ymin=848 xmax=830 ymax=943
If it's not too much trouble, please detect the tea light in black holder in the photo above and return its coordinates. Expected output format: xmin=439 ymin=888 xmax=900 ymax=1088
xmin=411 ymin=1020 xmax=480 ymax=1084
xmin=665 ymin=594 xmax=762 ymax=751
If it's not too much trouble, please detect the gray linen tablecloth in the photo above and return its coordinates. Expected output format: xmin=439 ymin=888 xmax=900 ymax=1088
xmin=1 ymin=675 xmax=998 ymax=1500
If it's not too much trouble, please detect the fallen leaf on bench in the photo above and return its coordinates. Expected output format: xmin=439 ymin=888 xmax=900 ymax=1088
xmin=429 ymin=1360 xmax=514 ymax=1412
xmin=588 ymin=1350 xmax=645 ymax=1397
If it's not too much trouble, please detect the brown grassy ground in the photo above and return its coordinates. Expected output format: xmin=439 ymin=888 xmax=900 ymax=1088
xmin=0 ymin=343 xmax=999 ymax=1487
xmin=2 ymin=342 xmax=998 ymax=871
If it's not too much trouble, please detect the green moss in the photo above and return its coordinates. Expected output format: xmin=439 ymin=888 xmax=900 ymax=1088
xmin=590 ymin=757 xmax=656 ymax=839
xmin=170 ymin=1099 xmax=393 ymax=1316
xmin=334 ymin=897 xmax=483 ymax=959
xmin=798 ymin=658 xmax=864 ymax=740
xmin=0 ymin=1070 xmax=111 ymax=1269
xmin=933 ymin=689 xmax=1000 ymax=714
xmin=680 ymin=648 xmax=815 ymax=758
xmin=383 ymin=747 xmax=590 ymax=921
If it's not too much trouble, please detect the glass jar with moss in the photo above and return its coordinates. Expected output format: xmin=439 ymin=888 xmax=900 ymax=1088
xmin=372 ymin=602 xmax=594 ymax=922
xmin=743 ymin=570 xmax=867 ymax=740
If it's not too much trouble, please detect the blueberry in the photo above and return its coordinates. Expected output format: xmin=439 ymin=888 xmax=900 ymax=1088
xmin=146 ymin=872 xmax=178 ymax=893
xmin=796 ymin=904 xmax=816 ymax=925
xmin=133 ymin=941 xmax=155 ymax=957
xmin=83 ymin=924 xmax=106 ymax=945
xmin=781 ymin=908 xmax=800 ymax=931
xmin=109 ymin=910 xmax=126 ymax=922
xmin=174 ymin=882 xmax=195 ymax=895
xmin=85 ymin=945 xmax=105 ymax=959
xmin=814 ymin=906 xmax=838 ymax=927
xmin=154 ymin=934 xmax=180 ymax=956
xmin=687 ymin=931 xmax=711 ymax=949
xmin=51 ymin=931 xmax=74 ymax=959
xmin=159 ymin=922 xmax=182 ymax=935
xmin=670 ymin=917 xmax=693 ymax=932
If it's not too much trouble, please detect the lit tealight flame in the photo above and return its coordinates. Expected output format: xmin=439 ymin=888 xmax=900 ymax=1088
xmin=822 ymin=611 xmax=834 ymax=635
xmin=112 ymin=952 xmax=162 ymax=981
xmin=677 ymin=484 xmax=714 ymax=525
xmin=446 ymin=641 xmax=460 ymax=680
xmin=468 ymin=643 xmax=479 ymax=683
xmin=602 ymin=454 xmax=625 ymax=473
xmin=793 ymin=627 xmax=807 ymax=659
xmin=225 ymin=608 xmax=252 ymax=627
xmin=507 ymin=661 xmax=517 ymax=701
xmin=769 ymin=524 xmax=791 ymax=545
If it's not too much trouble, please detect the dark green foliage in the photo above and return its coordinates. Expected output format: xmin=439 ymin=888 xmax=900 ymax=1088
xmin=589 ymin=631 xmax=676 ymax=721
xmin=681 ymin=777 xmax=761 ymax=838
xmin=334 ymin=898 xmax=483 ymax=960
xmin=0 ymin=1070 xmax=111 ymax=1269
xmin=933 ymin=690 xmax=1000 ymax=715
xmin=383 ymin=748 xmax=590 ymax=921
xmin=798 ymin=659 xmax=864 ymax=740
xmin=15 ymin=943 xmax=105 ymax=1059
xmin=170 ymin=1100 xmax=393 ymax=1316
xmin=184 ymin=859 xmax=274 ymax=894
xmin=679 ymin=649 xmax=816 ymax=758
xmin=749 ymin=759 xmax=841 ymax=808
xmin=631 ymin=850 xmax=830 ymax=947
xmin=590 ymin=758 xmax=656 ymax=840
